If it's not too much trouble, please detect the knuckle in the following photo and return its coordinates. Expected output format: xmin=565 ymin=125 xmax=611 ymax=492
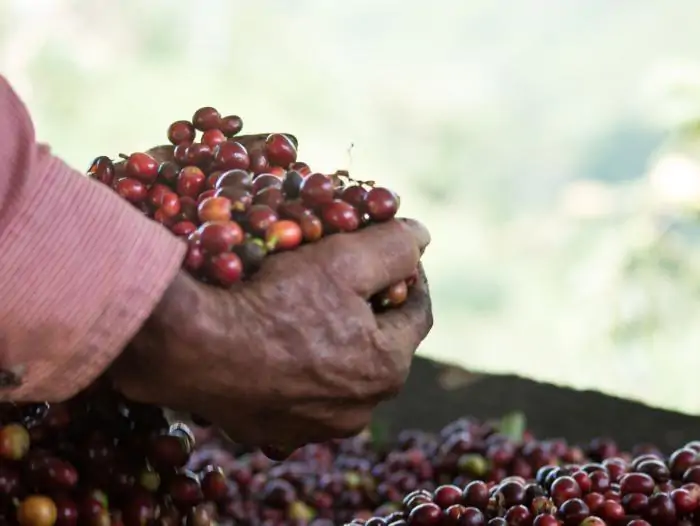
xmin=318 ymin=234 xmax=355 ymax=268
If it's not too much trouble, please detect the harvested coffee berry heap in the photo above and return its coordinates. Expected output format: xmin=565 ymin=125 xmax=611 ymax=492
xmin=4 ymin=394 xmax=700 ymax=526
xmin=87 ymin=107 xmax=412 ymax=310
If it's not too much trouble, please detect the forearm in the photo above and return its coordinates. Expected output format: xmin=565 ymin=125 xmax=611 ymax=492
xmin=0 ymin=76 xmax=186 ymax=402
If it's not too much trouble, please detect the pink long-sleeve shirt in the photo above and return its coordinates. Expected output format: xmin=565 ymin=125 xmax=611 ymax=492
xmin=0 ymin=76 xmax=186 ymax=402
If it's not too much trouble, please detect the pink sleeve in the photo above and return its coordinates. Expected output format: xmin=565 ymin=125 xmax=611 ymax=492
xmin=0 ymin=76 xmax=187 ymax=402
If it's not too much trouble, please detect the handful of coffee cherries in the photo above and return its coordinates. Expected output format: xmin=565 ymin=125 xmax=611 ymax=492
xmin=87 ymin=106 xmax=417 ymax=311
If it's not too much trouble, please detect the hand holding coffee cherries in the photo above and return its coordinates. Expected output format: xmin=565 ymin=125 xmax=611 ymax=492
xmin=110 ymin=219 xmax=431 ymax=452
xmin=87 ymin=107 xmax=433 ymax=452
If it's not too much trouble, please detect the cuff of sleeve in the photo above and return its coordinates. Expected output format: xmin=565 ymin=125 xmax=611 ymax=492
xmin=0 ymin=154 xmax=186 ymax=402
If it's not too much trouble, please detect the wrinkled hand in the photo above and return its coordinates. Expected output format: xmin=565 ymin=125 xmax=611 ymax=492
xmin=109 ymin=134 xmax=433 ymax=451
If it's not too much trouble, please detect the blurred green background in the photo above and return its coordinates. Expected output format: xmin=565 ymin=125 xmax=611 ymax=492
xmin=4 ymin=0 xmax=700 ymax=412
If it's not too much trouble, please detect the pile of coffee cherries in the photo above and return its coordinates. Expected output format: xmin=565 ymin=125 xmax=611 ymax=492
xmin=87 ymin=107 xmax=414 ymax=310
xmin=4 ymin=388 xmax=700 ymax=526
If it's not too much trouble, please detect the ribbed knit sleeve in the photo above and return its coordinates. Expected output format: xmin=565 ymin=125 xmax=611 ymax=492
xmin=0 ymin=76 xmax=186 ymax=402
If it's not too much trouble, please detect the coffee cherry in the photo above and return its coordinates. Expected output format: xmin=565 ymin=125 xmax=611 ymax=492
xmin=205 ymin=171 xmax=223 ymax=190
xmin=202 ymin=129 xmax=226 ymax=149
xmin=320 ymin=200 xmax=361 ymax=233
xmin=252 ymin=187 xmax=283 ymax=212
xmin=366 ymin=187 xmax=399 ymax=222
xmin=159 ymin=192 xmax=182 ymax=218
xmin=173 ymin=143 xmax=189 ymax=165
xmin=246 ymin=205 xmax=279 ymax=237
xmin=281 ymin=170 xmax=305 ymax=199
xmin=120 ymin=490 xmax=157 ymax=526
xmin=169 ymin=471 xmax=204 ymax=510
xmin=341 ymin=184 xmax=368 ymax=209
xmin=168 ymin=120 xmax=196 ymax=145
xmin=249 ymin=151 xmax=271 ymax=175
xmin=669 ymin=448 xmax=699 ymax=479
xmin=198 ymin=196 xmax=232 ymax=223
xmin=268 ymin=166 xmax=286 ymax=177
xmin=177 ymin=196 xmax=199 ymax=222
xmin=148 ymin=433 xmax=192 ymax=470
xmin=620 ymin=473 xmax=654 ymax=496
xmin=214 ymin=141 xmax=250 ymax=171
xmin=53 ymin=496 xmax=78 ymax=526
xmin=374 ymin=281 xmax=409 ymax=310
xmin=39 ymin=457 xmax=78 ymax=490
xmin=408 ymin=502 xmax=442 ymax=526
xmin=644 ymin=493 xmax=676 ymax=526
xmin=185 ymin=143 xmax=213 ymax=169
xmin=532 ymin=516 xmax=558 ymax=526
xmin=18 ymin=496 xmax=58 ymax=526
xmin=558 ymin=498 xmax=589 ymax=526
xmin=0 ymin=423 xmax=30 ymax=460
xmin=233 ymin=238 xmax=268 ymax=274
xmin=299 ymin=213 xmax=324 ymax=242
xmin=504 ymin=505 xmax=532 ymax=526
xmin=207 ymin=252 xmax=244 ymax=287
xmin=87 ymin=156 xmax=115 ymax=186
xmin=197 ymin=189 xmax=216 ymax=205
xmin=290 ymin=161 xmax=311 ymax=176
xmin=216 ymin=169 xmax=253 ymax=190
xmin=252 ymin=174 xmax=283 ymax=193
xmin=184 ymin=243 xmax=205 ymax=271
xmin=549 ymin=476 xmax=581 ymax=507
xmin=115 ymin=178 xmax=147 ymax=203
xmin=177 ymin=167 xmax=207 ymax=198
xmin=147 ymin=183 xmax=170 ymax=207
xmin=125 ymin=153 xmax=159 ymax=184
xmin=198 ymin=221 xmax=244 ymax=254
xmin=215 ymin=186 xmax=253 ymax=214
xmin=433 ymin=485 xmax=462 ymax=510
xmin=265 ymin=133 xmax=297 ymax=167
xmin=192 ymin=107 xmax=221 ymax=131
xmin=201 ymin=467 xmax=228 ymax=503
xmin=266 ymin=220 xmax=303 ymax=252
xmin=636 ymin=459 xmax=670 ymax=483
xmin=300 ymin=173 xmax=334 ymax=207
xmin=463 ymin=481 xmax=489 ymax=510
xmin=219 ymin=115 xmax=243 ymax=137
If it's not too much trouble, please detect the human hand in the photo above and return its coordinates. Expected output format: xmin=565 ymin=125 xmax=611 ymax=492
xmin=108 ymin=215 xmax=432 ymax=451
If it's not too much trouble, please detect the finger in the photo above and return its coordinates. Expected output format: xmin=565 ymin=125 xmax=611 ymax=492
xmin=373 ymin=264 xmax=433 ymax=386
xmin=315 ymin=218 xmax=431 ymax=298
